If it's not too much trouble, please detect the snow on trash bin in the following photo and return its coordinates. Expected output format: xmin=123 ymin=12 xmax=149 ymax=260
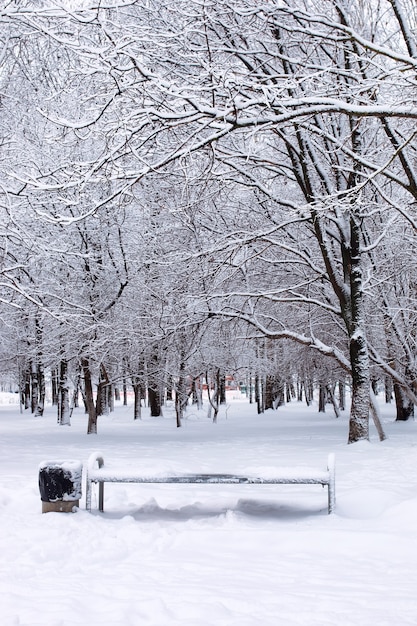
xmin=38 ymin=460 xmax=82 ymax=513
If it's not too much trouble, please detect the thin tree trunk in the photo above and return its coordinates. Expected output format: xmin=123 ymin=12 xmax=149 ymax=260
xmin=58 ymin=359 xmax=71 ymax=426
xmin=385 ymin=376 xmax=393 ymax=403
xmin=175 ymin=360 xmax=187 ymax=428
xmin=82 ymin=357 xmax=97 ymax=434
xmin=206 ymin=369 xmax=220 ymax=423
xmin=219 ymin=371 xmax=226 ymax=405
xmin=326 ymin=384 xmax=341 ymax=419
xmin=31 ymin=360 xmax=38 ymax=414
xmin=255 ymin=373 xmax=263 ymax=414
xmin=51 ymin=368 xmax=58 ymax=405
xmin=191 ymin=376 xmax=203 ymax=409
xmin=166 ymin=374 xmax=173 ymax=402
xmin=338 ymin=380 xmax=346 ymax=411
xmin=123 ymin=377 xmax=128 ymax=406
xmin=297 ymin=379 xmax=303 ymax=402
xmin=132 ymin=382 xmax=141 ymax=419
xmin=96 ymin=363 xmax=109 ymax=417
xmin=318 ymin=384 xmax=326 ymax=413
xmin=35 ymin=363 xmax=45 ymax=417
xmin=304 ymin=379 xmax=313 ymax=407
xmin=248 ymin=372 xmax=253 ymax=404
xmin=370 ymin=388 xmax=387 ymax=441
xmin=147 ymin=349 xmax=161 ymax=416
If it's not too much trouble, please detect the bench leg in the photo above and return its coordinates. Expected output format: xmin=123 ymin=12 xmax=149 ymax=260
xmin=327 ymin=453 xmax=336 ymax=514
xmin=99 ymin=482 xmax=104 ymax=512
xmin=86 ymin=478 xmax=91 ymax=511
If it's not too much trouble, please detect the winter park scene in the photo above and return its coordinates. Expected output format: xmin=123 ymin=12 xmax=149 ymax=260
xmin=1 ymin=1 xmax=417 ymax=625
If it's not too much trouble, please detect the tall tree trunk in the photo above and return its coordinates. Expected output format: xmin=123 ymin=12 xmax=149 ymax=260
xmin=304 ymin=379 xmax=313 ymax=406
xmin=297 ymin=380 xmax=303 ymax=402
xmin=385 ymin=376 xmax=393 ymax=403
xmin=318 ymin=383 xmax=326 ymax=413
xmin=248 ymin=371 xmax=253 ymax=404
xmin=347 ymin=217 xmax=370 ymax=443
xmin=31 ymin=360 xmax=38 ymax=414
xmin=22 ymin=365 xmax=31 ymax=410
xmin=219 ymin=371 xmax=226 ymax=405
xmin=57 ymin=359 xmax=70 ymax=426
xmin=132 ymin=382 xmax=142 ymax=420
xmin=175 ymin=360 xmax=187 ymax=428
xmin=326 ymin=384 xmax=341 ymax=419
xmin=206 ymin=369 xmax=220 ymax=423
xmin=51 ymin=368 xmax=58 ymax=405
xmin=148 ymin=387 xmax=161 ymax=417
xmin=394 ymin=383 xmax=415 ymax=421
xmin=370 ymin=389 xmax=387 ymax=442
xmin=191 ymin=376 xmax=203 ymax=409
xmin=96 ymin=363 xmax=109 ymax=417
xmin=255 ymin=373 xmax=263 ymax=414
xmin=147 ymin=349 xmax=161 ymax=416
xmin=194 ymin=376 xmax=203 ymax=409
xmin=72 ymin=365 xmax=81 ymax=409
xmin=338 ymin=379 xmax=346 ymax=411
xmin=33 ymin=319 xmax=45 ymax=417
xmin=108 ymin=383 xmax=114 ymax=412
xmin=34 ymin=363 xmax=45 ymax=417
xmin=123 ymin=377 xmax=128 ymax=406
xmin=166 ymin=374 xmax=173 ymax=402
xmin=82 ymin=357 xmax=97 ymax=434
xmin=264 ymin=374 xmax=275 ymax=410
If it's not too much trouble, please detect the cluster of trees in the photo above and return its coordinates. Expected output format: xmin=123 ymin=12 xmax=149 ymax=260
xmin=1 ymin=0 xmax=417 ymax=442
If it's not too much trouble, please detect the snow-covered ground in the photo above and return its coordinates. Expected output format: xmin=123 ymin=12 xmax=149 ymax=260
xmin=1 ymin=392 xmax=417 ymax=626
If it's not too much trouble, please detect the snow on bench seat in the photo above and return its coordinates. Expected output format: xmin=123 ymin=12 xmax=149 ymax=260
xmin=85 ymin=452 xmax=336 ymax=514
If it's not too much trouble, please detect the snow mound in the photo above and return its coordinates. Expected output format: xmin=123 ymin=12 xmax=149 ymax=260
xmin=337 ymin=488 xmax=402 ymax=518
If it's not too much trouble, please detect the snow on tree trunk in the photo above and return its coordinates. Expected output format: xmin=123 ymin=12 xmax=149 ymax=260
xmin=57 ymin=359 xmax=70 ymax=426
xmin=348 ymin=332 xmax=370 ymax=443
xmin=175 ymin=360 xmax=187 ymax=428
xmin=393 ymin=383 xmax=414 ymax=421
xmin=31 ymin=360 xmax=38 ymax=414
xmin=347 ymin=217 xmax=370 ymax=444
xmin=34 ymin=362 xmax=45 ymax=417
xmin=206 ymin=369 xmax=220 ymax=423
xmin=385 ymin=377 xmax=393 ymax=404
xmin=96 ymin=364 xmax=109 ymax=417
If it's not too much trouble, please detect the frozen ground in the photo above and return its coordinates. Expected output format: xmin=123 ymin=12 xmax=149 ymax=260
xmin=1 ymin=392 xmax=417 ymax=626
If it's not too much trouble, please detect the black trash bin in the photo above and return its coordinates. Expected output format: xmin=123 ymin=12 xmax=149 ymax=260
xmin=39 ymin=460 xmax=82 ymax=513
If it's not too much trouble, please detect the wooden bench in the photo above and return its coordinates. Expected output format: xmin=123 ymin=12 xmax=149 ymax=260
xmin=85 ymin=452 xmax=336 ymax=514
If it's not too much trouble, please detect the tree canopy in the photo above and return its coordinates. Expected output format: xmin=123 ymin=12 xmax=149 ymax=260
xmin=1 ymin=0 xmax=417 ymax=441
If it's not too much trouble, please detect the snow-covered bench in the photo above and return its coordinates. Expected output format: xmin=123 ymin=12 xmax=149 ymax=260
xmin=85 ymin=452 xmax=336 ymax=514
